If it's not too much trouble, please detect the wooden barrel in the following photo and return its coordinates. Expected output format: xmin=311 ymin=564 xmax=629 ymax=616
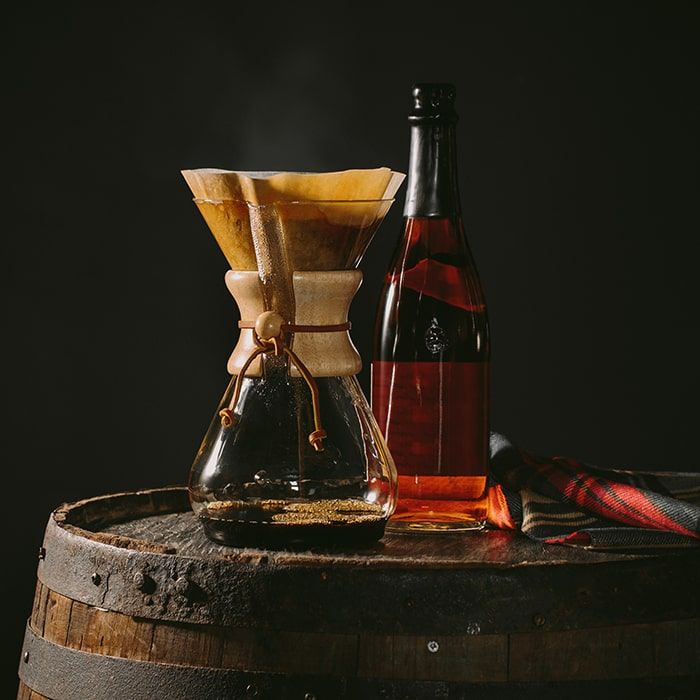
xmin=17 ymin=487 xmax=700 ymax=699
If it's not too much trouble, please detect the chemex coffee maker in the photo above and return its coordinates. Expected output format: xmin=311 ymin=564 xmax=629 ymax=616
xmin=182 ymin=168 xmax=404 ymax=546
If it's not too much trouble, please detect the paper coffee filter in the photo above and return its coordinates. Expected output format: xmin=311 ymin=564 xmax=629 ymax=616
xmin=181 ymin=168 xmax=404 ymax=204
xmin=182 ymin=168 xmax=405 ymax=270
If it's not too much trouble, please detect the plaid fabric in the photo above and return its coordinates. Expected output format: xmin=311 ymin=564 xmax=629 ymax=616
xmin=487 ymin=433 xmax=700 ymax=550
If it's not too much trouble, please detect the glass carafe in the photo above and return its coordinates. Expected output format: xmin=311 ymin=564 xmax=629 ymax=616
xmin=184 ymin=190 xmax=399 ymax=547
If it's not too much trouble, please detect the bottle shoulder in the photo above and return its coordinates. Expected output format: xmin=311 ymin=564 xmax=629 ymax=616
xmin=373 ymin=216 xmax=489 ymax=362
xmin=384 ymin=216 xmax=486 ymax=306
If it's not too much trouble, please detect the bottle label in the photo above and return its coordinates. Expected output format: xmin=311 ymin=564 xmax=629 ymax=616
xmin=391 ymin=259 xmax=486 ymax=311
xmin=371 ymin=361 xmax=489 ymax=477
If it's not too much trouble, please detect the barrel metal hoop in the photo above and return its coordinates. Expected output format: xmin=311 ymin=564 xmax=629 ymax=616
xmin=19 ymin=622 xmax=346 ymax=700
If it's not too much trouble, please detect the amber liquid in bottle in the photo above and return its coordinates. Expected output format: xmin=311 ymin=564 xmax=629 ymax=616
xmin=372 ymin=84 xmax=490 ymax=530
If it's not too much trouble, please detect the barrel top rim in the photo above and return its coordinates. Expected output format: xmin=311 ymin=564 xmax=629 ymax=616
xmin=46 ymin=486 xmax=698 ymax=569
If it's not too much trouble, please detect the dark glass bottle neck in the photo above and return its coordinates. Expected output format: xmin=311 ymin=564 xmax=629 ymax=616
xmin=404 ymin=121 xmax=461 ymax=218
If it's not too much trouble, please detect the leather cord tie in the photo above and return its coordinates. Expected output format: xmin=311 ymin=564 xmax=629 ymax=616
xmin=219 ymin=312 xmax=351 ymax=452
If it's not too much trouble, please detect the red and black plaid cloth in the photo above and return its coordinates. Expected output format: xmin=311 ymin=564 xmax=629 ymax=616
xmin=487 ymin=433 xmax=700 ymax=550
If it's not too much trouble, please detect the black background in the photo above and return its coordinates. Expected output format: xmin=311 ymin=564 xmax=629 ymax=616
xmin=4 ymin=1 xmax=698 ymax=691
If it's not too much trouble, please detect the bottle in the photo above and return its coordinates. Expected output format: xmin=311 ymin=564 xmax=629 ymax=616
xmin=371 ymin=83 xmax=490 ymax=531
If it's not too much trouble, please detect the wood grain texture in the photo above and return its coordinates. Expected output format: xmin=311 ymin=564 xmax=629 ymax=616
xmin=653 ymin=617 xmax=700 ymax=676
xmin=31 ymin=583 xmax=49 ymax=637
xmin=16 ymin=682 xmax=48 ymax=700
xmin=22 ymin=587 xmax=700 ymax=683
xmin=54 ymin=485 xmax=679 ymax=567
xmin=150 ymin=621 xmax=223 ymax=667
xmin=42 ymin=589 xmax=72 ymax=647
xmin=509 ymin=623 xmax=655 ymax=682
xmin=102 ymin=509 xmax=661 ymax=567
xmin=357 ymin=633 xmax=508 ymax=682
